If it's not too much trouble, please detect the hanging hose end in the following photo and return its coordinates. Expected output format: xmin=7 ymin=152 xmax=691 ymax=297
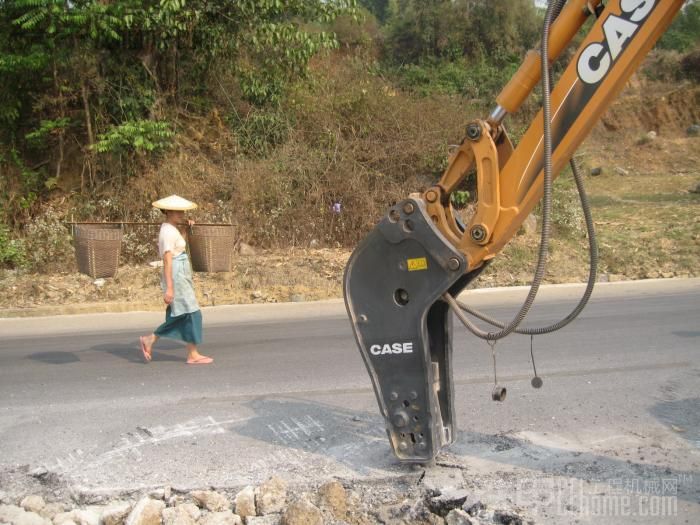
xmin=491 ymin=385 xmax=507 ymax=402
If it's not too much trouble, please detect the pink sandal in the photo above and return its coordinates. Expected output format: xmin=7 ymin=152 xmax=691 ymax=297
xmin=187 ymin=356 xmax=213 ymax=365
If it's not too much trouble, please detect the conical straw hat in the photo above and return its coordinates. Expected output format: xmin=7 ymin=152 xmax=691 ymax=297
xmin=152 ymin=195 xmax=198 ymax=211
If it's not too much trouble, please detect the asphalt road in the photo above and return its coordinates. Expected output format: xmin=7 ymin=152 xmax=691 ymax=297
xmin=1 ymin=279 xmax=699 ymax=523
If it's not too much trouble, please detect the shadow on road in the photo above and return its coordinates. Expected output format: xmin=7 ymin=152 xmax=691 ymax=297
xmin=26 ymin=351 xmax=80 ymax=364
xmin=673 ymin=331 xmax=700 ymax=338
xmin=91 ymin=341 xmax=184 ymax=363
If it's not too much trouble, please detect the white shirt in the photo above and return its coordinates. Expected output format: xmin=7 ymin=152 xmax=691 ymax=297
xmin=158 ymin=223 xmax=186 ymax=258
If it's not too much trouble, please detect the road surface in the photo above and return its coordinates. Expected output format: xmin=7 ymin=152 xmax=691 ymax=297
xmin=1 ymin=279 xmax=698 ymax=523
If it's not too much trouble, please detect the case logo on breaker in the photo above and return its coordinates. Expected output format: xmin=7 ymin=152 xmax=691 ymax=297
xmin=370 ymin=342 xmax=414 ymax=356
xmin=407 ymin=257 xmax=428 ymax=271
xmin=577 ymin=0 xmax=656 ymax=85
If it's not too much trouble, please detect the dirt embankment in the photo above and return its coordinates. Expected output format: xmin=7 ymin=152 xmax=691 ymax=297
xmin=1 ymin=79 xmax=698 ymax=318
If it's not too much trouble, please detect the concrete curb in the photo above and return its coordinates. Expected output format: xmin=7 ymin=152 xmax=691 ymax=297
xmin=1 ymin=278 xmax=697 ymax=338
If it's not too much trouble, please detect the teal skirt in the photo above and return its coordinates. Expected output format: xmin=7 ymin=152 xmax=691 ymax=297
xmin=154 ymin=306 xmax=203 ymax=344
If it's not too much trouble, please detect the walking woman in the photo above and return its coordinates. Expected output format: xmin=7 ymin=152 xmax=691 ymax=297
xmin=139 ymin=195 xmax=213 ymax=365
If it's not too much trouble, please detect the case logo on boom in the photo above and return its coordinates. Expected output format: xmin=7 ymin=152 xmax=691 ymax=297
xmin=577 ymin=0 xmax=656 ymax=85
xmin=370 ymin=342 xmax=414 ymax=356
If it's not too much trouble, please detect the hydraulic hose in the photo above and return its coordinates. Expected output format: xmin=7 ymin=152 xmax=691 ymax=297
xmin=446 ymin=0 xmax=599 ymax=339
xmin=443 ymin=0 xmax=567 ymax=341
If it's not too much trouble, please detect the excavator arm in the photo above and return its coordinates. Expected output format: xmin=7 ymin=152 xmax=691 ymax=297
xmin=344 ymin=0 xmax=685 ymax=462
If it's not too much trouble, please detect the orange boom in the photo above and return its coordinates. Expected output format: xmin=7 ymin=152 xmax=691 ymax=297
xmin=344 ymin=0 xmax=685 ymax=462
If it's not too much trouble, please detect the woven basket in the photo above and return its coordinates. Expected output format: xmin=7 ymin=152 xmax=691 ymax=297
xmin=188 ymin=225 xmax=235 ymax=272
xmin=74 ymin=224 xmax=123 ymax=278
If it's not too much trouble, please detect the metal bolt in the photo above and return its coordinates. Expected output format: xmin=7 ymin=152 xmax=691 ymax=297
xmin=448 ymin=257 xmax=461 ymax=271
xmin=470 ymin=225 xmax=487 ymax=242
xmin=409 ymin=391 xmax=418 ymax=400
xmin=390 ymin=392 xmax=399 ymax=401
xmin=393 ymin=412 xmax=408 ymax=428
xmin=402 ymin=202 xmax=415 ymax=215
xmin=358 ymin=314 xmax=368 ymax=324
xmin=417 ymin=442 xmax=427 ymax=450
xmin=398 ymin=441 xmax=408 ymax=451
xmin=466 ymin=123 xmax=482 ymax=141
xmin=425 ymin=190 xmax=438 ymax=203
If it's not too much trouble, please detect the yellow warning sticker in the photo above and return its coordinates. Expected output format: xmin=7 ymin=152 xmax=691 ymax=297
xmin=407 ymin=257 xmax=428 ymax=272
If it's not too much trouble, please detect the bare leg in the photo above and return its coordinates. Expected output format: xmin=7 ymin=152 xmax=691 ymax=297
xmin=144 ymin=333 xmax=158 ymax=356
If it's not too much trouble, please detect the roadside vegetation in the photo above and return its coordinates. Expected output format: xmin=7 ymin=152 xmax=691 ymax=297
xmin=0 ymin=0 xmax=698 ymax=309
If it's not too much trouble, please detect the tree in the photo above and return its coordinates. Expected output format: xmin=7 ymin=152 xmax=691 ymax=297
xmin=0 ymin=0 xmax=357 ymax=225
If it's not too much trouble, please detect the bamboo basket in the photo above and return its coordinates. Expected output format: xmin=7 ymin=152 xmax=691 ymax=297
xmin=188 ymin=225 xmax=235 ymax=272
xmin=73 ymin=224 xmax=123 ymax=278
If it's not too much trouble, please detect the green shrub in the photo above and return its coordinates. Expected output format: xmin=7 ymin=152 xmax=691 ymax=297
xmin=0 ymin=224 xmax=27 ymax=269
xmin=94 ymin=120 xmax=174 ymax=155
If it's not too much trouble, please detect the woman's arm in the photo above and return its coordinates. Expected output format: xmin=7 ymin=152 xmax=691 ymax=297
xmin=163 ymin=251 xmax=174 ymax=304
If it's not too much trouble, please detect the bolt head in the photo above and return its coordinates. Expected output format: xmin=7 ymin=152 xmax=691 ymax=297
xmin=393 ymin=413 xmax=408 ymax=428
xmin=425 ymin=190 xmax=438 ymax=203
xmin=402 ymin=202 xmax=415 ymax=215
xmin=470 ymin=225 xmax=487 ymax=242
xmin=466 ymin=123 xmax=482 ymax=140
xmin=448 ymin=257 xmax=461 ymax=271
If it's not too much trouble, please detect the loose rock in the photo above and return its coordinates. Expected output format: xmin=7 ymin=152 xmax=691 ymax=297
xmin=244 ymin=515 xmax=281 ymax=525
xmin=148 ymin=490 xmax=165 ymax=501
xmin=280 ymin=499 xmax=322 ymax=525
xmin=615 ymin=167 xmax=629 ymax=176
xmin=29 ymin=467 xmax=49 ymax=480
xmin=233 ymin=487 xmax=256 ymax=519
xmin=178 ymin=505 xmax=201 ymax=523
xmin=317 ymin=481 xmax=347 ymax=519
xmin=493 ymin=509 xmax=524 ymax=525
xmin=407 ymin=499 xmax=442 ymax=524
xmin=190 ymin=492 xmax=230 ymax=513
xmin=198 ymin=510 xmax=241 ymax=525
xmin=0 ymin=504 xmax=26 ymax=524
xmin=125 ymin=498 xmax=166 ymax=525
xmin=39 ymin=503 xmax=65 ymax=520
xmin=462 ymin=496 xmax=484 ymax=517
xmin=101 ymin=502 xmax=132 ymax=525
xmin=16 ymin=511 xmax=51 ymax=525
xmin=445 ymin=508 xmax=473 ymax=525
xmin=686 ymin=124 xmax=700 ymax=136
xmin=427 ymin=488 xmax=469 ymax=517
xmin=21 ymin=496 xmax=46 ymax=514
xmin=590 ymin=166 xmax=603 ymax=176
xmin=54 ymin=509 xmax=100 ymax=525
xmin=255 ymin=477 xmax=287 ymax=515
